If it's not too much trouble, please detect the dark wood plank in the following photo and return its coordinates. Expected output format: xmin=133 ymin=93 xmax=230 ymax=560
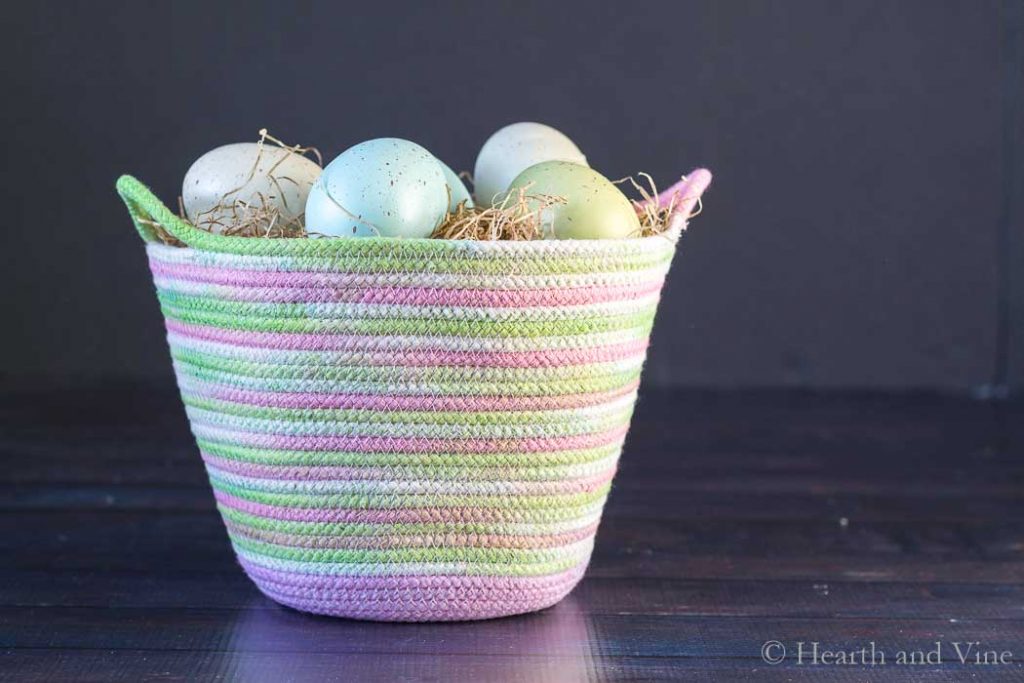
xmin=3 ymin=605 xmax=1023 ymax=659
xmin=15 ymin=648 xmax=1021 ymax=683
xmin=9 ymin=454 xmax=1024 ymax=489
xmin=3 ymin=571 xmax=1023 ymax=620
xmin=2 ymin=384 xmax=1022 ymax=682
xmin=4 ymin=511 xmax=1023 ymax=582
xmin=7 ymin=451 xmax=1024 ymax=490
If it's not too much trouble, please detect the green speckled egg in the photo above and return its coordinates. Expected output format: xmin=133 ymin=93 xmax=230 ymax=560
xmin=506 ymin=161 xmax=640 ymax=240
xmin=473 ymin=122 xmax=587 ymax=206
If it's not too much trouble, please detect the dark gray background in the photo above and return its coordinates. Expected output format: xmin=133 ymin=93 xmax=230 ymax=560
xmin=3 ymin=0 xmax=1021 ymax=392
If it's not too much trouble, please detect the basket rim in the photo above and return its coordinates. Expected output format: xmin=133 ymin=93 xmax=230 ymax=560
xmin=117 ymin=175 xmax=682 ymax=257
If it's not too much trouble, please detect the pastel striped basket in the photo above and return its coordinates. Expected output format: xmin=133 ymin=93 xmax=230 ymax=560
xmin=118 ymin=174 xmax=681 ymax=621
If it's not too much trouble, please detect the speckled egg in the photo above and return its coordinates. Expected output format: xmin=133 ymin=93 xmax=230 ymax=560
xmin=182 ymin=142 xmax=320 ymax=232
xmin=473 ymin=122 xmax=587 ymax=206
xmin=506 ymin=161 xmax=641 ymax=240
xmin=437 ymin=159 xmax=474 ymax=211
xmin=305 ymin=138 xmax=448 ymax=238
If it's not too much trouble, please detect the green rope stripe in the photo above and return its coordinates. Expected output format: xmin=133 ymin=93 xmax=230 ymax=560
xmin=197 ymin=439 xmax=624 ymax=467
xmin=171 ymin=347 xmax=644 ymax=383
xmin=210 ymin=477 xmax=613 ymax=509
xmin=174 ymin=363 xmax=645 ymax=396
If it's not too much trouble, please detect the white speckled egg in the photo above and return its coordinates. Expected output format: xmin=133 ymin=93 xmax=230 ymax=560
xmin=473 ymin=122 xmax=587 ymax=206
xmin=506 ymin=161 xmax=640 ymax=240
xmin=436 ymin=159 xmax=474 ymax=211
xmin=305 ymin=139 xmax=448 ymax=238
xmin=182 ymin=143 xmax=320 ymax=232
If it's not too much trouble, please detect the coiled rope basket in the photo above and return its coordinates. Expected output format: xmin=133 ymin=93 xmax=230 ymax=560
xmin=117 ymin=174 xmax=681 ymax=621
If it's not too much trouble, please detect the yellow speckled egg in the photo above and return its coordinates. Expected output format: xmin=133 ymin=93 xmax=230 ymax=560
xmin=506 ymin=161 xmax=641 ymax=240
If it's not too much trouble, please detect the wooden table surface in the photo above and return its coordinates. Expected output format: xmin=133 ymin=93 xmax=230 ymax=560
xmin=1 ymin=384 xmax=1022 ymax=682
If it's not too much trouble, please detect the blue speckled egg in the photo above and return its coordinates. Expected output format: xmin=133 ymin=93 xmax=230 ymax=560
xmin=305 ymin=138 xmax=448 ymax=238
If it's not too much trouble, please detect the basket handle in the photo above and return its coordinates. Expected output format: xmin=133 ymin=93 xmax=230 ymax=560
xmin=116 ymin=175 xmax=210 ymax=247
xmin=642 ymin=168 xmax=713 ymax=232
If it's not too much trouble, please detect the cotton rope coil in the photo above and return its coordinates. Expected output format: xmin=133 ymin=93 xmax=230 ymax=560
xmin=118 ymin=174 xmax=681 ymax=621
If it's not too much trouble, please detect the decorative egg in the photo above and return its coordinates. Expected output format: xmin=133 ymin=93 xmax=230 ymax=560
xmin=182 ymin=142 xmax=320 ymax=232
xmin=437 ymin=159 xmax=474 ymax=211
xmin=506 ymin=161 xmax=641 ymax=240
xmin=473 ymin=122 xmax=587 ymax=206
xmin=305 ymin=139 xmax=449 ymax=238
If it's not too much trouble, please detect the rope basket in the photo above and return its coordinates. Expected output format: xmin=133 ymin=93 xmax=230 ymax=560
xmin=117 ymin=174 xmax=681 ymax=621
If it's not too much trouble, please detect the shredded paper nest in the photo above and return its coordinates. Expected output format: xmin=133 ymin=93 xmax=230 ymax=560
xmin=149 ymin=130 xmax=701 ymax=244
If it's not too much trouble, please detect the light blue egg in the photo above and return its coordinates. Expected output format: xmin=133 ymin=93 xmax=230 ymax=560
xmin=305 ymin=138 xmax=448 ymax=238
xmin=436 ymin=159 xmax=474 ymax=211
xmin=305 ymin=179 xmax=377 ymax=237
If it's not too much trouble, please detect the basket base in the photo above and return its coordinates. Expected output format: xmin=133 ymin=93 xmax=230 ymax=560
xmin=238 ymin=559 xmax=589 ymax=622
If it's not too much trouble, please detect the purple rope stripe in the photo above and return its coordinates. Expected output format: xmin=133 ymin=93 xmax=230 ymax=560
xmin=240 ymin=558 xmax=590 ymax=620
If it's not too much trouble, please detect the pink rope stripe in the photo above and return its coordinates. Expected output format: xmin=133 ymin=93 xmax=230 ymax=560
xmin=208 ymin=463 xmax=617 ymax=496
xmin=224 ymin=519 xmax=601 ymax=550
xmin=215 ymin=493 xmax=603 ymax=523
xmin=151 ymin=272 xmax=665 ymax=308
xmin=201 ymin=452 xmax=617 ymax=482
xmin=241 ymin=560 xmax=587 ymax=619
xmin=240 ymin=559 xmax=586 ymax=590
xmin=168 ymin=326 xmax=649 ymax=368
xmin=198 ymin=423 xmax=630 ymax=453
xmin=148 ymin=258 xmax=663 ymax=288
xmin=256 ymin=588 xmax=574 ymax=621
xmin=187 ymin=380 xmax=640 ymax=412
